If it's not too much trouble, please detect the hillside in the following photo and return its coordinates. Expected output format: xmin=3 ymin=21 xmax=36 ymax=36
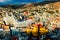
xmin=0 ymin=1 xmax=60 ymax=9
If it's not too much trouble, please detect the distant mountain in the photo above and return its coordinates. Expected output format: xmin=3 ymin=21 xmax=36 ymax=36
xmin=0 ymin=0 xmax=60 ymax=9
xmin=31 ymin=0 xmax=60 ymax=6
xmin=23 ymin=0 xmax=60 ymax=8
xmin=0 ymin=4 xmax=26 ymax=9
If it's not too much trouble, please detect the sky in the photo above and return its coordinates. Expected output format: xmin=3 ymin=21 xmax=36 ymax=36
xmin=0 ymin=0 xmax=45 ymax=4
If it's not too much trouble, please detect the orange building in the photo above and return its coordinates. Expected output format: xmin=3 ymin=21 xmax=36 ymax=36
xmin=2 ymin=25 xmax=10 ymax=31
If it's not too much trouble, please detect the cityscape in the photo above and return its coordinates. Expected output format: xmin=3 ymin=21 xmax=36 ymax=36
xmin=0 ymin=0 xmax=60 ymax=40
